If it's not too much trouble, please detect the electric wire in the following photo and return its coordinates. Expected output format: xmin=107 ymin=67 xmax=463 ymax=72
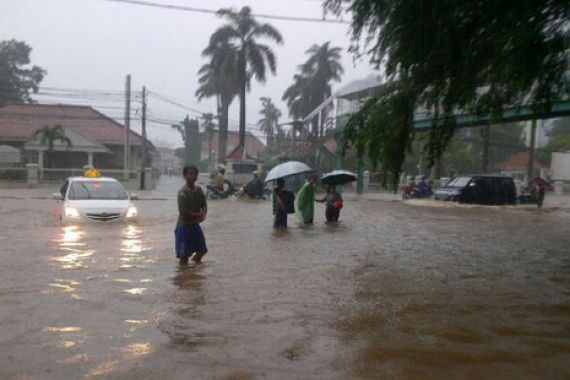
xmin=100 ymin=0 xmax=349 ymax=24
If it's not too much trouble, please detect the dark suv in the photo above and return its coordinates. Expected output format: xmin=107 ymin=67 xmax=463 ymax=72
xmin=435 ymin=175 xmax=517 ymax=205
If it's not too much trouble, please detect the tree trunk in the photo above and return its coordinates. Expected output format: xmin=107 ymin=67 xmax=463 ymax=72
xmin=219 ymin=96 xmax=230 ymax=161
xmin=238 ymin=51 xmax=247 ymax=150
xmin=208 ymin=128 xmax=213 ymax=172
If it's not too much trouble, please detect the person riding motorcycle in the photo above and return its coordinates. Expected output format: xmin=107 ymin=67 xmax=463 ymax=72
xmin=212 ymin=168 xmax=232 ymax=196
xmin=244 ymin=172 xmax=264 ymax=199
xmin=416 ymin=176 xmax=433 ymax=197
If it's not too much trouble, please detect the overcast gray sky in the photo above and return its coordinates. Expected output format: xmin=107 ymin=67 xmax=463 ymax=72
xmin=2 ymin=0 xmax=377 ymax=147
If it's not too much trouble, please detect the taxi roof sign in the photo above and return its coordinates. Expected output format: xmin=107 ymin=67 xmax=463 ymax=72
xmin=84 ymin=168 xmax=102 ymax=178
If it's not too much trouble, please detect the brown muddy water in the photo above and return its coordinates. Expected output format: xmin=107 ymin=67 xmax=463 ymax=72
xmin=1 ymin=178 xmax=570 ymax=379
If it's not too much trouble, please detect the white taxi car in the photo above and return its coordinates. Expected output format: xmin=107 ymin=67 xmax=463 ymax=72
xmin=53 ymin=169 xmax=138 ymax=222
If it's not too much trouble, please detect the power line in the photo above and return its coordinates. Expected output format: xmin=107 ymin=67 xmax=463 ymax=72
xmin=100 ymin=0 xmax=349 ymax=24
xmin=147 ymin=90 xmax=210 ymax=116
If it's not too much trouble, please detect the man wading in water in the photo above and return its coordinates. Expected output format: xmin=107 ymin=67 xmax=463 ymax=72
xmin=175 ymin=165 xmax=208 ymax=267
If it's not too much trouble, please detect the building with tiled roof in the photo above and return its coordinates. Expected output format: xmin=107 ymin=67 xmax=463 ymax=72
xmin=199 ymin=129 xmax=265 ymax=162
xmin=0 ymin=103 xmax=154 ymax=172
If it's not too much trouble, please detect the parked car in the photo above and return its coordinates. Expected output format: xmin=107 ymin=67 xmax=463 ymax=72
xmin=435 ymin=175 xmax=517 ymax=205
xmin=53 ymin=170 xmax=138 ymax=222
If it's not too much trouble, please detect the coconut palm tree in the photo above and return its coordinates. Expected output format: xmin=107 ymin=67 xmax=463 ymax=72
xmin=196 ymin=40 xmax=238 ymax=160
xmin=32 ymin=124 xmax=72 ymax=168
xmin=200 ymin=112 xmax=217 ymax=171
xmin=211 ymin=6 xmax=283 ymax=149
xmin=257 ymin=97 xmax=281 ymax=149
xmin=282 ymin=42 xmax=344 ymax=138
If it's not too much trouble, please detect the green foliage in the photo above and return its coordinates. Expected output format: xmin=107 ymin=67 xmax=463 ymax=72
xmin=0 ymin=39 xmax=46 ymax=107
xmin=196 ymin=40 xmax=238 ymax=159
xmin=171 ymin=116 xmax=201 ymax=166
xmin=0 ymin=170 xmax=26 ymax=180
xmin=548 ymin=117 xmax=570 ymax=139
xmin=324 ymin=0 xmax=569 ymax=185
xmin=257 ymin=97 xmax=281 ymax=148
xmin=537 ymin=135 xmax=570 ymax=166
xmin=33 ymin=124 xmax=72 ymax=168
xmin=341 ymin=81 xmax=416 ymax=187
xmin=282 ymin=42 xmax=344 ymax=137
xmin=211 ymin=6 xmax=283 ymax=148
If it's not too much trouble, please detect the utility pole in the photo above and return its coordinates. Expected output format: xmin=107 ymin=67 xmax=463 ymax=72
xmin=140 ymin=86 xmax=147 ymax=190
xmin=124 ymin=75 xmax=131 ymax=180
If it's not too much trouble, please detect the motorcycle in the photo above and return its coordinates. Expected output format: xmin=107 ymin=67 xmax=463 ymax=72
xmin=518 ymin=185 xmax=544 ymax=206
xmin=235 ymin=185 xmax=271 ymax=200
xmin=402 ymin=184 xmax=432 ymax=200
xmin=205 ymin=183 xmax=237 ymax=200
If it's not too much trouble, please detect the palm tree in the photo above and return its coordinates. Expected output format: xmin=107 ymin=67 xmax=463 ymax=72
xmin=171 ymin=116 xmax=200 ymax=165
xmin=196 ymin=40 xmax=238 ymax=160
xmin=200 ymin=112 xmax=217 ymax=171
xmin=33 ymin=124 xmax=72 ymax=168
xmin=211 ymin=6 xmax=283 ymax=149
xmin=282 ymin=42 xmax=344 ymax=138
xmin=257 ymin=97 xmax=281 ymax=149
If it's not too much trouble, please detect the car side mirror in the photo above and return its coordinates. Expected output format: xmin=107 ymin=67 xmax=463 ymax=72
xmin=130 ymin=193 xmax=138 ymax=200
xmin=52 ymin=192 xmax=63 ymax=200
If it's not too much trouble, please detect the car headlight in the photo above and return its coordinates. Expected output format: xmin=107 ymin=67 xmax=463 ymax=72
xmin=126 ymin=206 xmax=138 ymax=218
xmin=65 ymin=207 xmax=80 ymax=218
xmin=451 ymin=191 xmax=462 ymax=196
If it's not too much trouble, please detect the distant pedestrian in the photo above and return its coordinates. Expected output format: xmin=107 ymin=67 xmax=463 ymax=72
xmin=175 ymin=165 xmax=208 ymax=267
xmin=296 ymin=174 xmax=317 ymax=224
xmin=273 ymin=178 xmax=288 ymax=228
xmin=318 ymin=184 xmax=343 ymax=223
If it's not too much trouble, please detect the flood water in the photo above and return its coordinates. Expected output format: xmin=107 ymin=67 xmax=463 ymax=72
xmin=1 ymin=178 xmax=570 ymax=379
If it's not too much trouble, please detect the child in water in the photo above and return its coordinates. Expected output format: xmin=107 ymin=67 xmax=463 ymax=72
xmin=175 ymin=165 xmax=208 ymax=267
xmin=318 ymin=184 xmax=343 ymax=223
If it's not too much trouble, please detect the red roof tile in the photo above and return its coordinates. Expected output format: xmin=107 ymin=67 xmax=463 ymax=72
xmin=495 ymin=152 xmax=546 ymax=170
xmin=200 ymin=130 xmax=265 ymax=157
xmin=0 ymin=103 xmax=147 ymax=146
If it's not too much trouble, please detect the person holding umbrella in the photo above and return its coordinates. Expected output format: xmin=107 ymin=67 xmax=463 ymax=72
xmin=272 ymin=178 xmax=289 ymax=228
xmin=296 ymin=174 xmax=318 ymax=224
xmin=265 ymin=161 xmax=313 ymax=228
xmin=317 ymin=184 xmax=343 ymax=223
xmin=318 ymin=170 xmax=357 ymax=223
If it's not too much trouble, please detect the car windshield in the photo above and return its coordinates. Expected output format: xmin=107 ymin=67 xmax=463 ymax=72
xmin=446 ymin=177 xmax=471 ymax=188
xmin=68 ymin=181 xmax=128 ymax=200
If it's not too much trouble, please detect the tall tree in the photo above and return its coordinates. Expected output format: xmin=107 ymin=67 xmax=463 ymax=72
xmin=211 ymin=6 xmax=283 ymax=149
xmin=325 ymin=0 xmax=569 ymax=186
xmin=0 ymin=39 xmax=46 ymax=107
xmin=547 ymin=117 xmax=570 ymax=139
xmin=201 ymin=112 xmax=217 ymax=171
xmin=33 ymin=124 xmax=72 ymax=168
xmin=257 ymin=97 xmax=281 ymax=148
xmin=282 ymin=42 xmax=343 ymax=138
xmin=196 ymin=40 xmax=238 ymax=160
xmin=171 ymin=116 xmax=201 ymax=166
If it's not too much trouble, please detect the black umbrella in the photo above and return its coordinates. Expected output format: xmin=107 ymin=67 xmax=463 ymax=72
xmin=321 ymin=170 xmax=357 ymax=186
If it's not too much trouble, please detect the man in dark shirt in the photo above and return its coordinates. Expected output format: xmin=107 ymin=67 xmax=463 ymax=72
xmin=272 ymin=178 xmax=287 ymax=228
xmin=245 ymin=172 xmax=264 ymax=199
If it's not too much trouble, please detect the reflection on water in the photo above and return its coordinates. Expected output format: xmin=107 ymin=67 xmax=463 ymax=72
xmin=172 ymin=267 xmax=204 ymax=290
xmin=57 ymin=225 xmax=85 ymax=247
xmin=52 ymin=225 xmax=94 ymax=270
xmin=86 ymin=342 xmax=152 ymax=378
xmin=121 ymin=225 xmax=143 ymax=255
xmin=122 ymin=288 xmax=147 ymax=295
xmin=42 ymin=326 xmax=82 ymax=332
xmin=158 ymin=267 xmax=208 ymax=352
